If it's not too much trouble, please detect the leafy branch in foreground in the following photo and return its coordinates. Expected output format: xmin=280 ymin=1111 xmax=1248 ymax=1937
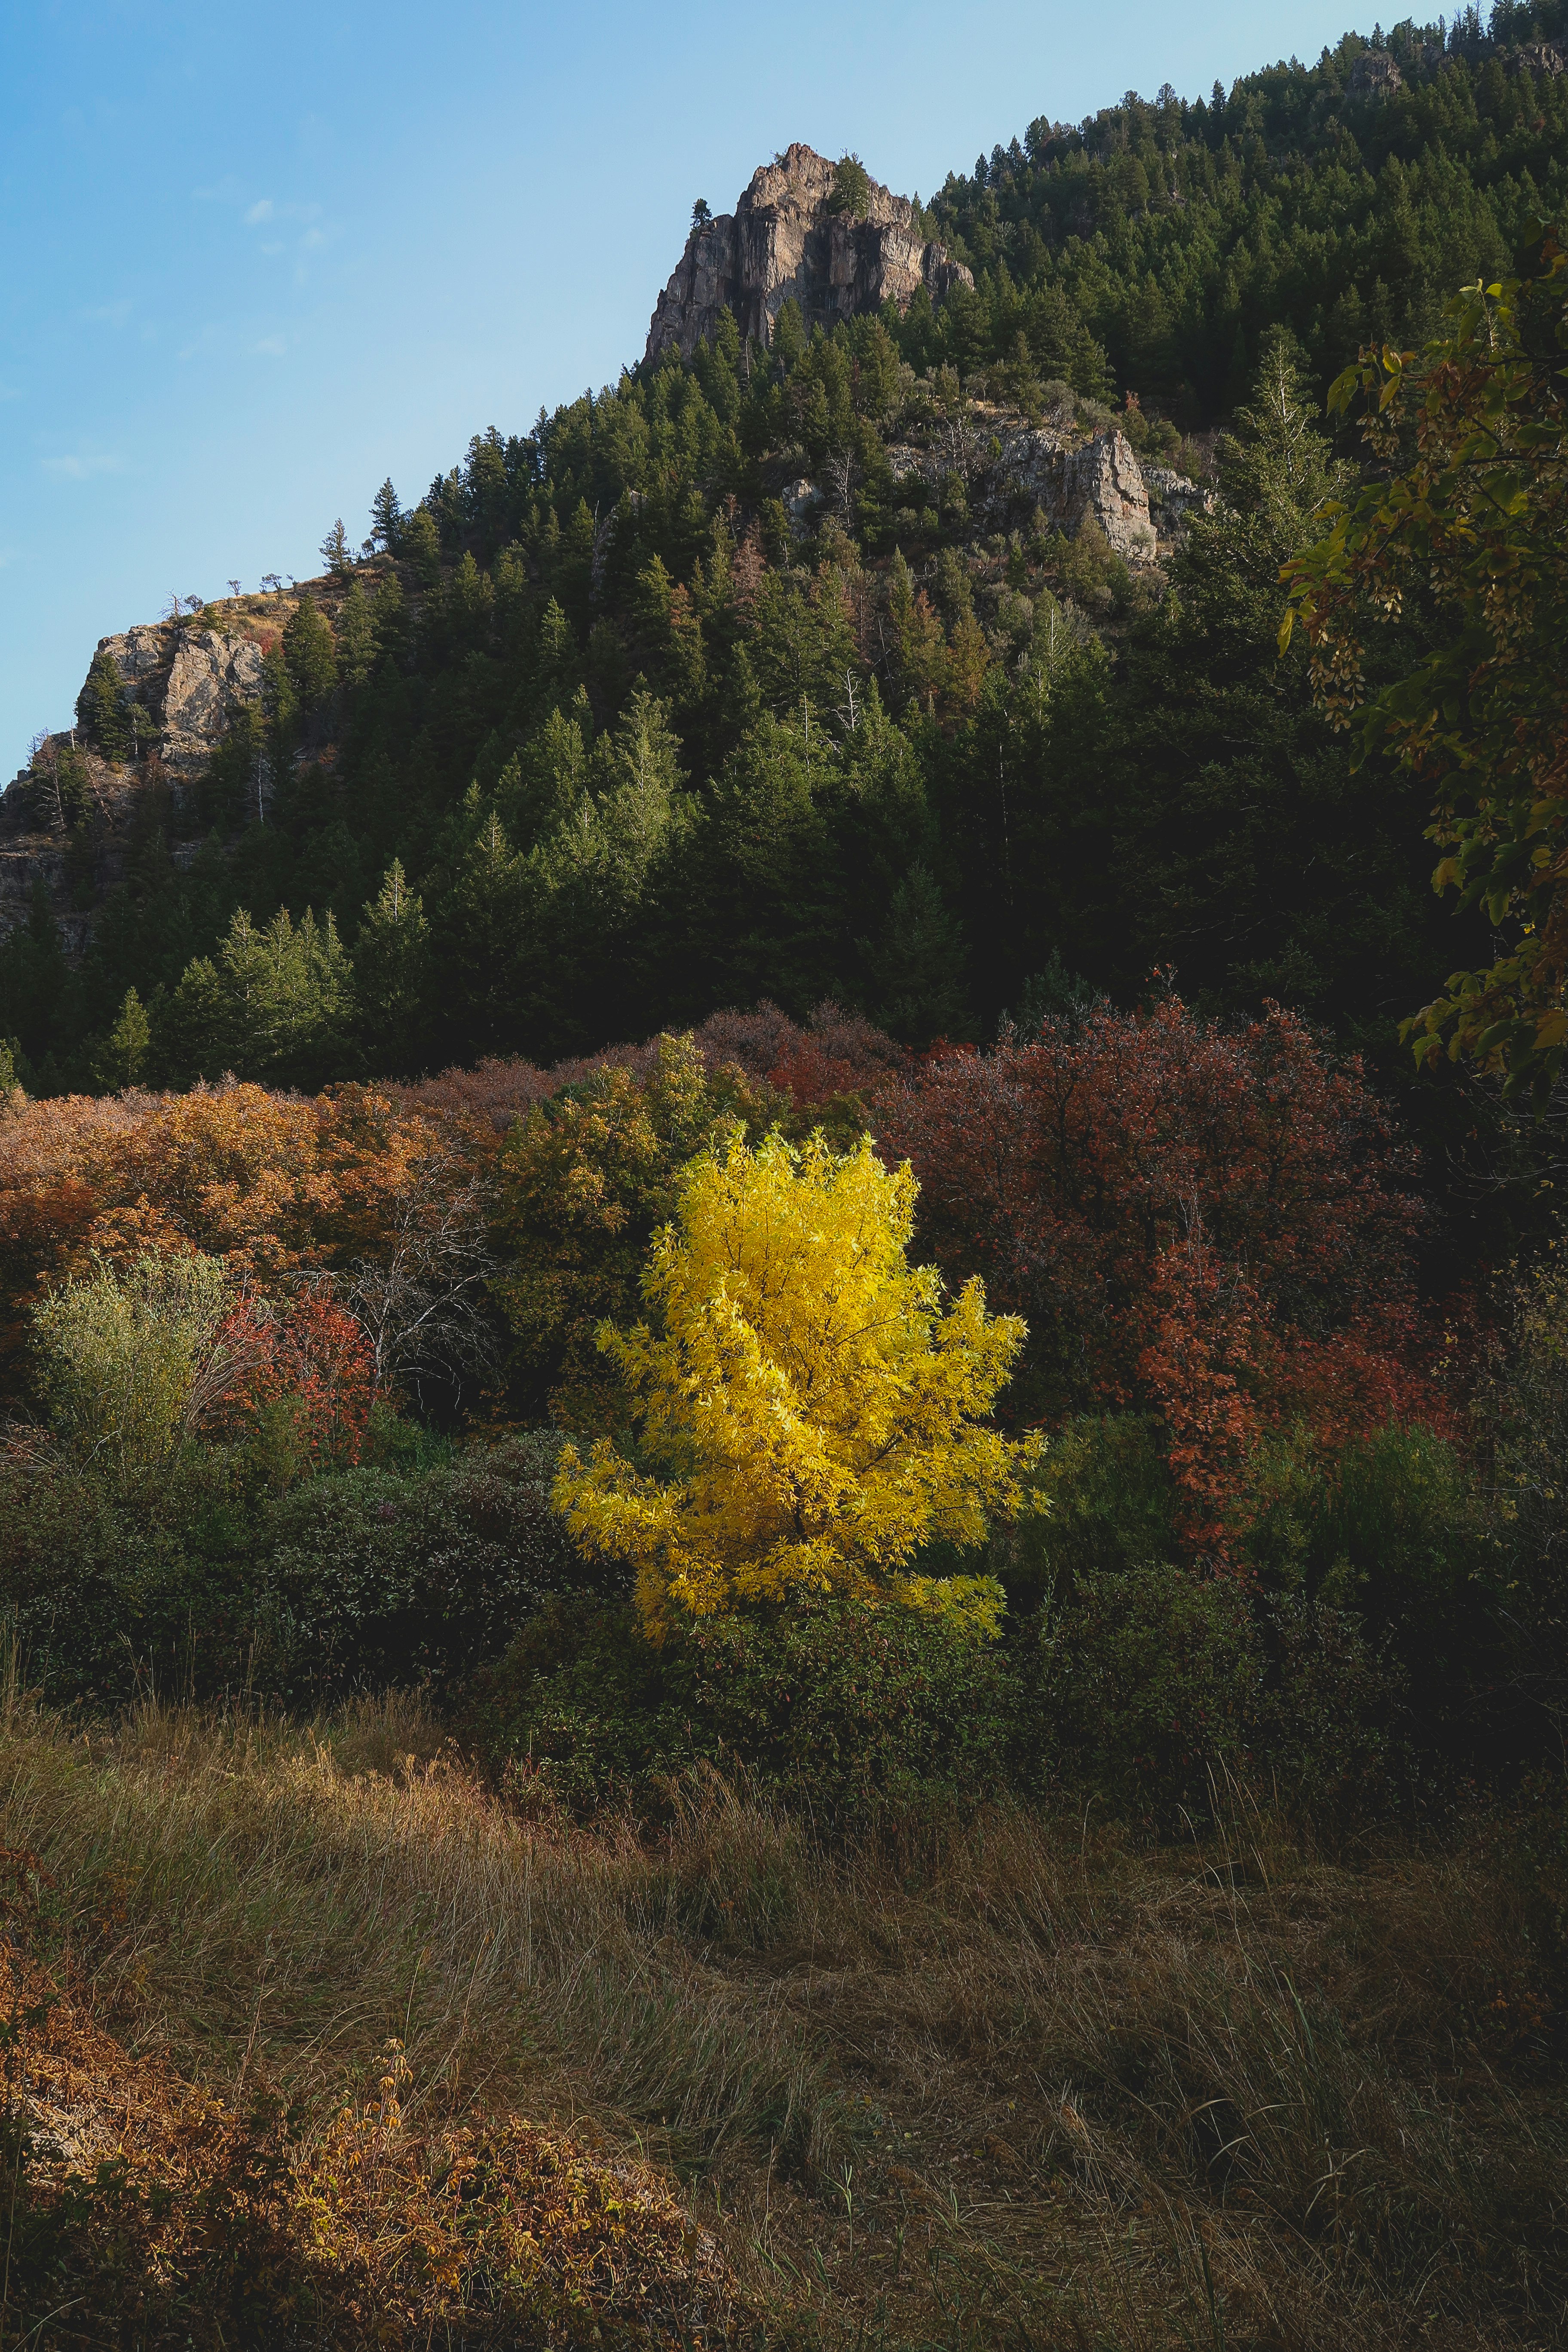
xmin=1282 ymin=223 xmax=1568 ymax=1101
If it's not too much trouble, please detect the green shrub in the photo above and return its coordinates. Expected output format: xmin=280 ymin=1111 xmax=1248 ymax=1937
xmin=1262 ymin=1592 xmax=1405 ymax=1822
xmin=994 ymin=1414 xmax=1176 ymax=1606
xmin=459 ymin=1599 xmax=709 ymax=1810
xmin=0 ymin=1431 xmax=591 ymax=1709
xmin=996 ymin=1415 xmax=1427 ymax=1828
xmin=1239 ymin=1422 xmax=1500 ymax=1767
xmin=463 ymin=1594 xmax=1018 ymax=1825
xmin=255 ymin=1433 xmax=597 ymax=1697
xmin=29 ymin=1252 xmax=233 ymax=1484
xmin=0 ymin=1444 xmax=251 ymax=1703
xmin=691 ymin=1599 xmax=1017 ymax=1820
xmin=1027 ymin=1561 xmax=1265 ymax=1829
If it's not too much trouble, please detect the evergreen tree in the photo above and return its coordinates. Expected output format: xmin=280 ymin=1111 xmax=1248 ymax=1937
xmin=370 ymin=478 xmax=402 ymax=552
xmin=337 ymin=579 xmax=377 ymax=688
xmin=352 ymin=860 xmax=432 ymax=1073
xmin=282 ymin=597 xmax=338 ymax=710
xmin=320 ymin=518 xmax=352 ymax=576
xmin=436 ymin=800 xmax=536 ymax=1057
xmin=401 ymin=506 xmax=442 ymax=589
xmin=75 ymin=652 xmax=133 ymax=762
xmin=861 ymin=863 xmax=971 ymax=1041
xmin=371 ymin=571 xmax=407 ymax=668
xmin=94 ymin=986 xmax=151 ymax=1090
xmin=159 ymin=904 xmax=355 ymax=1088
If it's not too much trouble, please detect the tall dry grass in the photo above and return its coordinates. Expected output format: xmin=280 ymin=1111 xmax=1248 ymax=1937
xmin=0 ymin=1684 xmax=1560 ymax=2349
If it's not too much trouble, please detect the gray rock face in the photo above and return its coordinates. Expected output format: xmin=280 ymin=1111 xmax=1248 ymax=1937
xmin=0 ymin=618 xmax=271 ymax=947
xmin=989 ymin=427 xmax=1159 ymax=562
xmin=1348 ymin=49 xmax=1403 ymax=95
xmin=646 ymin=144 xmax=973 ymax=364
xmin=1513 ymin=40 xmax=1565 ymax=74
xmin=1058 ymin=432 xmax=1157 ymax=562
xmin=92 ymin=623 xmax=268 ymax=781
xmin=159 ymin=631 xmax=268 ymax=779
xmin=1143 ymin=463 xmax=1218 ymax=536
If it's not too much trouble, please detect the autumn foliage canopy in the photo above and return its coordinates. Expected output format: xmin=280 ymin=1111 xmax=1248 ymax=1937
xmin=555 ymin=1130 xmax=1040 ymax=1635
xmin=875 ymin=993 xmax=1444 ymax=1558
xmin=0 ymin=993 xmax=1453 ymax=1582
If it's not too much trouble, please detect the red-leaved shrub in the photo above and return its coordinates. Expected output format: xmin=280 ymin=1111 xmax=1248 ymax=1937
xmin=873 ymin=995 xmax=1446 ymax=1558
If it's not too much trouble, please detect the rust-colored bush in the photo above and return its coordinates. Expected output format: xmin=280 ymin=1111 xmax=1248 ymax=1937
xmin=0 ymin=1891 xmax=745 ymax=2349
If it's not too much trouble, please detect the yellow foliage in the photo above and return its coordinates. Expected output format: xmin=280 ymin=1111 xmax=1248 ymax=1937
xmin=554 ymin=1129 xmax=1040 ymax=1635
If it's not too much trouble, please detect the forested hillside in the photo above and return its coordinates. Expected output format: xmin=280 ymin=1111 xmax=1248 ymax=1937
xmin=8 ymin=6 xmax=1566 ymax=1137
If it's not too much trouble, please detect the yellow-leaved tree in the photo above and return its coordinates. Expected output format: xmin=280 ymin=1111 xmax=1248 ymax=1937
xmin=553 ymin=1129 xmax=1041 ymax=1638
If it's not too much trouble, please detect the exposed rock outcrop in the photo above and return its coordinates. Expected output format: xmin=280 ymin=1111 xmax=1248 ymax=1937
xmin=133 ymin=628 xmax=268 ymax=782
xmin=988 ymin=427 xmax=1161 ymax=562
xmin=646 ymin=144 xmax=973 ymax=364
xmin=9 ymin=619 xmax=272 ymax=796
xmin=1348 ymin=49 xmax=1403 ymax=95
xmin=1143 ymin=463 xmax=1218 ymax=539
xmin=0 ymin=616 xmax=272 ymax=947
xmin=1056 ymin=432 xmax=1158 ymax=562
xmin=888 ymin=423 xmax=1211 ymax=563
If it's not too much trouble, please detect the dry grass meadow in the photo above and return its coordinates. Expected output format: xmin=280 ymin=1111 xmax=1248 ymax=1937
xmin=0 ymin=1681 xmax=1560 ymax=2349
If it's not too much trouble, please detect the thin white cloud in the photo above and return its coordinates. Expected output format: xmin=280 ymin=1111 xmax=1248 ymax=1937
xmin=81 ymin=299 xmax=132 ymax=327
xmin=42 ymin=450 xmax=124 ymax=481
xmin=244 ymin=198 xmax=274 ymax=225
xmin=254 ymin=335 xmax=287 ymax=357
xmin=299 ymin=226 xmax=325 ymax=251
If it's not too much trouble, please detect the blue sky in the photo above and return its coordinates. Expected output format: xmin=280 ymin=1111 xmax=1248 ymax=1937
xmin=1 ymin=0 xmax=1368 ymax=780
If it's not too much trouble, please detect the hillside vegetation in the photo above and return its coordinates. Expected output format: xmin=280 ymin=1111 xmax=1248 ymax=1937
xmin=15 ymin=10 xmax=1568 ymax=1106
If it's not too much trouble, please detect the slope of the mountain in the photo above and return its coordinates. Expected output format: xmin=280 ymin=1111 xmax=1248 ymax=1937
xmin=924 ymin=11 xmax=1568 ymax=415
xmin=1 ymin=7 xmax=1537 ymax=1116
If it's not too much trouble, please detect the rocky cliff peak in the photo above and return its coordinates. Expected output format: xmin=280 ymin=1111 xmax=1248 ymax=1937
xmin=645 ymin=143 xmax=973 ymax=364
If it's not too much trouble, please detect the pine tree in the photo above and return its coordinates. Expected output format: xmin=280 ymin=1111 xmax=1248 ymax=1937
xmin=352 ymin=860 xmax=432 ymax=1072
xmin=861 ymin=863 xmax=971 ymax=1042
xmin=161 ymin=905 xmax=355 ymax=1087
xmin=401 ymin=506 xmax=442 ymax=589
xmin=370 ymin=478 xmax=402 ymax=552
xmin=75 ymin=652 xmax=133 ymax=762
xmin=320 ymin=519 xmax=352 ymax=576
xmin=282 ymin=597 xmax=338 ymax=710
xmin=437 ymin=798 xmax=535 ymax=1056
xmin=94 ymin=986 xmax=151 ymax=1090
xmin=337 ymin=578 xmax=377 ymax=687
xmin=159 ymin=952 xmax=233 ymax=1084
xmin=886 ymin=553 xmax=946 ymax=712
xmin=371 ymin=572 xmax=406 ymax=667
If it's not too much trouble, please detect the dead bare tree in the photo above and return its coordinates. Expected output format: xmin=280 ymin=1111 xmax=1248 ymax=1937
xmin=824 ymin=444 xmax=861 ymax=527
xmin=341 ymin=1145 xmax=502 ymax=1407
